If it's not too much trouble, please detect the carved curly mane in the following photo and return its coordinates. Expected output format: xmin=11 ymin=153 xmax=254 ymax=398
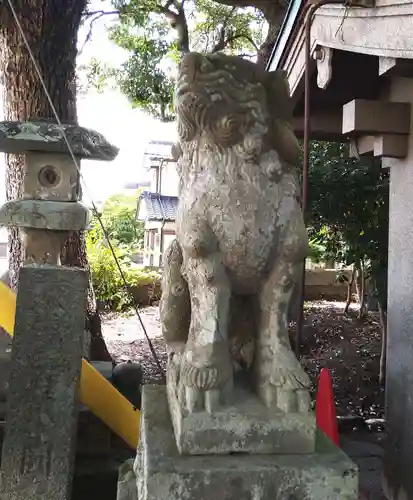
xmin=175 ymin=52 xmax=300 ymax=166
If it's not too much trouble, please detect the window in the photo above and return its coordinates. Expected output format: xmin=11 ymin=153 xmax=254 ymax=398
xmin=149 ymin=229 xmax=156 ymax=250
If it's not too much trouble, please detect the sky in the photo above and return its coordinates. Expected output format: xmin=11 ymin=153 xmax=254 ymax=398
xmin=0 ymin=0 xmax=177 ymax=205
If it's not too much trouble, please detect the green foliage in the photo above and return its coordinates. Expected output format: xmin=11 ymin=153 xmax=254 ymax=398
xmin=86 ymin=190 xmax=159 ymax=310
xmin=191 ymin=1 xmax=265 ymax=53
xmin=83 ymin=57 xmax=110 ymax=93
xmin=308 ymin=239 xmax=327 ymax=264
xmin=307 ymin=141 xmax=389 ymax=306
xmin=86 ymin=0 xmax=265 ymax=120
xmin=88 ymin=191 xmax=145 ymax=250
xmin=108 ymin=13 xmax=176 ymax=120
xmin=87 ymin=239 xmax=161 ymax=310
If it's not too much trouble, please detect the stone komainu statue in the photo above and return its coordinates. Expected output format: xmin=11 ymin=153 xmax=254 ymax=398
xmin=160 ymin=51 xmax=310 ymax=414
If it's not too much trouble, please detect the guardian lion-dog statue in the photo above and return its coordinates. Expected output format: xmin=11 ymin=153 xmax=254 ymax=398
xmin=160 ymin=51 xmax=310 ymax=416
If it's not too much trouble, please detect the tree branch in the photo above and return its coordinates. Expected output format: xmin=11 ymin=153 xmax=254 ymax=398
xmin=212 ymin=32 xmax=259 ymax=54
xmin=79 ymin=10 xmax=120 ymax=56
xmin=157 ymin=0 xmax=190 ymax=54
xmin=206 ymin=0 xmax=253 ymax=7
xmin=83 ymin=10 xmax=120 ymax=19
xmin=211 ymin=0 xmax=286 ymax=20
xmin=211 ymin=6 xmax=236 ymax=53
xmin=228 ymin=33 xmax=259 ymax=51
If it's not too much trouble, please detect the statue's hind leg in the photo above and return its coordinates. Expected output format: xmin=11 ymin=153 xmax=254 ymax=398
xmin=255 ymin=206 xmax=311 ymax=413
xmin=179 ymin=252 xmax=233 ymax=413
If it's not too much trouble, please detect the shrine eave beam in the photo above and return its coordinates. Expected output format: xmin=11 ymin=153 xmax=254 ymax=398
xmin=342 ymin=99 xmax=411 ymax=136
xmin=291 ymin=113 xmax=343 ymax=141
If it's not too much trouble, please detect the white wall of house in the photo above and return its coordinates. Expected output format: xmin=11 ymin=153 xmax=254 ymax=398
xmin=160 ymin=161 xmax=179 ymax=196
xmin=142 ymin=220 xmax=176 ymax=267
xmin=149 ymin=160 xmax=179 ymax=197
xmin=163 ymin=232 xmax=176 ymax=254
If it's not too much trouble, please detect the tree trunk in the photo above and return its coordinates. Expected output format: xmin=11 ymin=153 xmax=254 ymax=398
xmin=61 ymin=231 xmax=111 ymax=361
xmin=0 ymin=1 xmax=112 ymax=361
xmin=357 ymin=260 xmax=367 ymax=320
xmin=344 ymin=265 xmax=356 ymax=315
xmin=256 ymin=13 xmax=285 ymax=68
xmin=378 ymin=300 xmax=387 ymax=386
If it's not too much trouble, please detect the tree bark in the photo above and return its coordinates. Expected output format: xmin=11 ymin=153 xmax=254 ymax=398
xmin=378 ymin=300 xmax=387 ymax=386
xmin=0 ymin=1 xmax=112 ymax=361
xmin=357 ymin=260 xmax=367 ymax=320
xmin=344 ymin=265 xmax=356 ymax=315
xmin=371 ymin=263 xmax=388 ymax=386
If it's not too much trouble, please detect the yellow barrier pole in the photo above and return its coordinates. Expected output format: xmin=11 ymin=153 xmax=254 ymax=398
xmin=0 ymin=279 xmax=15 ymax=336
xmin=0 ymin=280 xmax=139 ymax=449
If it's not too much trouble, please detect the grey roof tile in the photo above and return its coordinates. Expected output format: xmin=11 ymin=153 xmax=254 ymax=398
xmin=138 ymin=191 xmax=178 ymax=221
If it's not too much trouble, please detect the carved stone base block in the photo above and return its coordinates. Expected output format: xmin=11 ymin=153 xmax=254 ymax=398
xmin=125 ymin=386 xmax=358 ymax=500
xmin=167 ymin=376 xmax=316 ymax=455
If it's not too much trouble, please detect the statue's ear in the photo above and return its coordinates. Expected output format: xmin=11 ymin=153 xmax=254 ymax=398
xmin=266 ymin=69 xmax=294 ymax=123
xmin=264 ymin=70 xmax=300 ymax=165
xmin=272 ymin=119 xmax=301 ymax=166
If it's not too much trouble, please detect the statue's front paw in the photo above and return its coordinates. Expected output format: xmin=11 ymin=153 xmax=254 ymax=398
xmin=179 ymin=385 xmax=231 ymax=413
xmin=178 ymin=354 xmax=233 ymax=413
xmin=258 ymin=344 xmax=311 ymax=413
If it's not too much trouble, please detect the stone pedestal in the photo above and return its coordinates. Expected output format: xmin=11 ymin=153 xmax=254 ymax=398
xmin=167 ymin=378 xmax=316 ymax=455
xmin=121 ymin=386 xmax=358 ymax=500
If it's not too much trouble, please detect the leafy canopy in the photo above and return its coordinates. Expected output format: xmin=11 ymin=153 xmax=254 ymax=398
xmin=85 ymin=0 xmax=266 ymax=120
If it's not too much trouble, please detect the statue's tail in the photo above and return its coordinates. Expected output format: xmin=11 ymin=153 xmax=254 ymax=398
xmin=160 ymin=239 xmax=191 ymax=350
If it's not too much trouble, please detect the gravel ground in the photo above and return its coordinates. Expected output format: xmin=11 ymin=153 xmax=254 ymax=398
xmin=102 ymin=300 xmax=385 ymax=419
xmin=102 ymin=306 xmax=167 ymax=384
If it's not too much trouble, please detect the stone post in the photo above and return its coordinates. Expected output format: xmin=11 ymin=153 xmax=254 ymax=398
xmin=0 ymin=120 xmax=118 ymax=500
xmin=381 ymin=79 xmax=413 ymax=500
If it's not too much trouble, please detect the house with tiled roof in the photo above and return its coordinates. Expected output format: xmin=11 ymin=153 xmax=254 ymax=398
xmin=137 ymin=140 xmax=179 ymax=267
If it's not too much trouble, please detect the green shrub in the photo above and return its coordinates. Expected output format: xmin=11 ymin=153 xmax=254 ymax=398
xmin=86 ymin=189 xmax=161 ymax=310
xmin=87 ymin=235 xmax=161 ymax=311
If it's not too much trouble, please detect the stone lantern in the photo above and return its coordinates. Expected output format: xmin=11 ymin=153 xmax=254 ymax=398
xmin=0 ymin=120 xmax=118 ymax=500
